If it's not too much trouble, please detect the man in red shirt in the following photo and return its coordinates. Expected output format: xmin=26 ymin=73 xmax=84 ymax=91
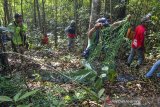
xmin=127 ymin=17 xmax=151 ymax=69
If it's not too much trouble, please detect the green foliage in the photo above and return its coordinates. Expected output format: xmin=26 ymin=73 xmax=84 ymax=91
xmin=74 ymin=89 xmax=87 ymax=100
xmin=87 ymin=20 xmax=130 ymax=73
xmin=0 ymin=75 xmax=22 ymax=96
xmin=71 ymin=69 xmax=96 ymax=82
xmin=16 ymin=90 xmax=38 ymax=102
xmin=107 ymin=69 xmax=117 ymax=82
xmin=1 ymin=0 xmax=160 ymax=106
xmin=0 ymin=96 xmax=13 ymax=102
xmin=128 ymin=0 xmax=160 ymax=29
xmin=0 ymin=89 xmax=38 ymax=106
xmin=68 ymin=68 xmax=106 ymax=103
xmin=62 ymin=21 xmax=131 ymax=104
xmin=98 ymin=88 xmax=105 ymax=98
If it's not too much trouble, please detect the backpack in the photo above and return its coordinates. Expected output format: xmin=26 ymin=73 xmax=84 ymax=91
xmin=126 ymin=27 xmax=135 ymax=40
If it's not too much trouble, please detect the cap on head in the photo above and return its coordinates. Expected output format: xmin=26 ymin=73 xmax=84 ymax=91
xmin=70 ymin=20 xmax=76 ymax=26
xmin=14 ymin=13 xmax=22 ymax=19
xmin=141 ymin=13 xmax=152 ymax=23
xmin=96 ymin=17 xmax=109 ymax=27
xmin=141 ymin=17 xmax=151 ymax=23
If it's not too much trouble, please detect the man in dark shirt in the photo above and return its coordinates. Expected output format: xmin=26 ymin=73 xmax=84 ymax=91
xmin=65 ymin=20 xmax=76 ymax=51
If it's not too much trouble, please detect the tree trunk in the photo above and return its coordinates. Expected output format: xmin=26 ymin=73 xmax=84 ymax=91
xmin=116 ymin=0 xmax=126 ymax=20
xmin=104 ymin=0 xmax=107 ymax=15
xmin=21 ymin=0 xmax=23 ymax=17
xmin=0 ymin=20 xmax=1 ymax=26
xmin=42 ymin=0 xmax=46 ymax=34
xmin=13 ymin=0 xmax=16 ymax=13
xmin=36 ymin=0 xmax=42 ymax=31
xmin=89 ymin=0 xmax=92 ymax=14
xmin=8 ymin=0 xmax=12 ymax=23
xmin=73 ymin=0 xmax=78 ymax=35
xmin=3 ymin=0 xmax=10 ymax=26
xmin=33 ymin=0 xmax=37 ymax=27
xmin=54 ymin=0 xmax=58 ymax=48
xmin=89 ymin=0 xmax=101 ymax=30
xmin=109 ymin=0 xmax=112 ymax=20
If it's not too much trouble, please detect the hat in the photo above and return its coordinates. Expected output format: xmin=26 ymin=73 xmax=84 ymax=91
xmin=14 ymin=13 xmax=22 ymax=19
xmin=70 ymin=20 xmax=76 ymax=27
xmin=96 ymin=17 xmax=109 ymax=27
xmin=141 ymin=17 xmax=151 ymax=23
xmin=141 ymin=13 xmax=152 ymax=23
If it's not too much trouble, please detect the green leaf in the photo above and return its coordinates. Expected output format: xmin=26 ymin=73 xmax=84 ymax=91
xmin=78 ymin=72 xmax=91 ymax=81
xmin=13 ymin=90 xmax=22 ymax=102
xmin=72 ymin=69 xmax=91 ymax=81
xmin=17 ymin=104 xmax=31 ymax=107
xmin=17 ymin=90 xmax=38 ymax=101
xmin=72 ymin=69 xmax=90 ymax=77
xmin=83 ymin=87 xmax=98 ymax=101
xmin=95 ymin=78 xmax=103 ymax=90
xmin=0 ymin=96 xmax=13 ymax=102
xmin=98 ymin=88 xmax=105 ymax=98
xmin=108 ymin=70 xmax=117 ymax=82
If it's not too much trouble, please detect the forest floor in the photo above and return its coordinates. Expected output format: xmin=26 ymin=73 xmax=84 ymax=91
xmin=4 ymin=40 xmax=160 ymax=106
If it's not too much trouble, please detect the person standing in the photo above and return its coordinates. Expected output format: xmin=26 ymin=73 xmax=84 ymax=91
xmin=127 ymin=16 xmax=151 ymax=69
xmin=8 ymin=13 xmax=27 ymax=53
xmin=82 ymin=17 xmax=109 ymax=59
xmin=83 ymin=15 xmax=131 ymax=60
xmin=7 ymin=13 xmax=27 ymax=63
xmin=65 ymin=20 xmax=76 ymax=51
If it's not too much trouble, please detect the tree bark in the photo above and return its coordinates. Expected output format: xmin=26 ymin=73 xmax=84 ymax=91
xmin=36 ymin=0 xmax=42 ymax=31
xmin=104 ymin=0 xmax=107 ymax=15
xmin=89 ymin=0 xmax=92 ymax=14
xmin=54 ymin=0 xmax=58 ymax=48
xmin=33 ymin=0 xmax=37 ymax=27
xmin=21 ymin=0 xmax=23 ymax=17
xmin=13 ymin=0 xmax=16 ymax=13
xmin=8 ymin=0 xmax=12 ymax=23
xmin=42 ymin=0 xmax=46 ymax=34
xmin=116 ymin=0 xmax=126 ymax=20
xmin=109 ymin=0 xmax=112 ymax=20
xmin=3 ymin=0 xmax=10 ymax=26
xmin=74 ymin=0 xmax=78 ymax=35
xmin=89 ymin=0 xmax=101 ymax=30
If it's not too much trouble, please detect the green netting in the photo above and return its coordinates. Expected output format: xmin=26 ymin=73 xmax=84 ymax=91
xmin=87 ymin=21 xmax=130 ymax=70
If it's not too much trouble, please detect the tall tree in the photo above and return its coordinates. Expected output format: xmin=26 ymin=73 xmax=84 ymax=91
xmin=54 ymin=0 xmax=58 ymax=47
xmin=21 ymin=0 xmax=23 ymax=17
xmin=116 ymin=0 xmax=126 ymax=20
xmin=89 ymin=0 xmax=92 ymax=14
xmin=73 ymin=0 xmax=78 ymax=35
xmin=42 ymin=0 xmax=46 ymax=34
xmin=109 ymin=0 xmax=112 ymax=20
xmin=13 ymin=0 xmax=16 ymax=14
xmin=8 ymin=0 xmax=12 ymax=22
xmin=3 ymin=0 xmax=10 ymax=26
xmin=89 ymin=0 xmax=101 ymax=30
xmin=104 ymin=0 xmax=107 ymax=15
xmin=36 ymin=0 xmax=42 ymax=31
xmin=33 ymin=0 xmax=37 ymax=27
